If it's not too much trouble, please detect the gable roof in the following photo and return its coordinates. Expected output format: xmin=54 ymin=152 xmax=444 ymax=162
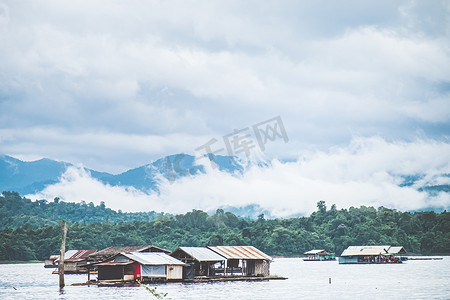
xmin=57 ymin=250 xmax=97 ymax=262
xmin=207 ymin=246 xmax=272 ymax=260
xmin=387 ymin=246 xmax=407 ymax=254
xmin=171 ymin=247 xmax=226 ymax=262
xmin=97 ymin=252 xmax=185 ymax=266
xmin=125 ymin=252 xmax=185 ymax=265
xmin=89 ymin=245 xmax=169 ymax=257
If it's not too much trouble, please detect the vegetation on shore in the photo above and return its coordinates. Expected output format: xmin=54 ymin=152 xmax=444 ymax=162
xmin=0 ymin=191 xmax=448 ymax=261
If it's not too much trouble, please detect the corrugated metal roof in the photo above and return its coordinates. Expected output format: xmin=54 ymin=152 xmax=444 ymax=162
xmin=90 ymin=245 xmax=169 ymax=257
xmin=96 ymin=260 xmax=134 ymax=266
xmin=124 ymin=252 xmax=185 ymax=266
xmin=207 ymin=246 xmax=272 ymax=260
xmin=173 ymin=247 xmax=226 ymax=262
xmin=66 ymin=250 xmax=97 ymax=261
xmin=304 ymin=249 xmax=326 ymax=255
xmin=341 ymin=246 xmax=390 ymax=257
xmin=63 ymin=250 xmax=78 ymax=260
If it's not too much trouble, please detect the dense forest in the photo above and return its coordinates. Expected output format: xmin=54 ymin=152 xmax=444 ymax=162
xmin=0 ymin=191 xmax=164 ymax=229
xmin=0 ymin=191 xmax=449 ymax=261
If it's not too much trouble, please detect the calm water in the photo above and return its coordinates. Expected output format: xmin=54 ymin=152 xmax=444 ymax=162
xmin=1 ymin=257 xmax=449 ymax=299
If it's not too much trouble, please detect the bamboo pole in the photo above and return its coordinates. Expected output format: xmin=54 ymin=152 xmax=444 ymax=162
xmin=59 ymin=220 xmax=68 ymax=289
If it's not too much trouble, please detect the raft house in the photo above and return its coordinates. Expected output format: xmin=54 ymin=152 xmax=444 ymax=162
xmin=47 ymin=250 xmax=97 ymax=273
xmin=95 ymin=252 xmax=185 ymax=282
xmin=339 ymin=245 xmax=407 ymax=264
xmin=170 ymin=247 xmax=226 ymax=278
xmin=207 ymin=245 xmax=272 ymax=276
xmin=303 ymin=250 xmax=336 ymax=261
xmin=73 ymin=245 xmax=283 ymax=285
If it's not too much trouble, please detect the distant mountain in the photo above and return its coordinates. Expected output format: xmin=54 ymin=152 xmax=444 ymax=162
xmin=0 ymin=153 xmax=244 ymax=195
xmin=0 ymin=155 xmax=69 ymax=195
xmin=98 ymin=153 xmax=244 ymax=192
xmin=1 ymin=154 xmax=449 ymax=217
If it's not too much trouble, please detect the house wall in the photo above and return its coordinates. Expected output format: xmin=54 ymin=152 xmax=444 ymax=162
xmin=167 ymin=265 xmax=183 ymax=280
xmin=124 ymin=275 xmax=134 ymax=281
xmin=255 ymin=260 xmax=270 ymax=276
xmin=338 ymin=256 xmax=358 ymax=264
xmin=64 ymin=262 xmax=78 ymax=272
xmin=98 ymin=265 xmax=124 ymax=280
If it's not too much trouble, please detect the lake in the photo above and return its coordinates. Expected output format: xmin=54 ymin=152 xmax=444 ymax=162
xmin=0 ymin=257 xmax=449 ymax=299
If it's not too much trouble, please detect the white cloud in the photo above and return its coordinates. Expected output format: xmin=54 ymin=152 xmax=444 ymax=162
xmin=0 ymin=0 xmax=449 ymax=178
xmin=27 ymin=137 xmax=450 ymax=217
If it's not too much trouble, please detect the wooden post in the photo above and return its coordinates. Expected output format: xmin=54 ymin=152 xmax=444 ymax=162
xmin=59 ymin=220 xmax=67 ymax=289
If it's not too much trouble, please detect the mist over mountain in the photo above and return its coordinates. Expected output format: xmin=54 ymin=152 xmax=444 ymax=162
xmin=0 ymin=154 xmax=244 ymax=195
xmin=1 ymin=143 xmax=449 ymax=219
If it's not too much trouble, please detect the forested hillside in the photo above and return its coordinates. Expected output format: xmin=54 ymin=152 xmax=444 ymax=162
xmin=0 ymin=191 xmax=164 ymax=229
xmin=0 ymin=192 xmax=448 ymax=261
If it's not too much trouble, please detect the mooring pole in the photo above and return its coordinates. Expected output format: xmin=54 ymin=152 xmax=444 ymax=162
xmin=59 ymin=220 xmax=67 ymax=289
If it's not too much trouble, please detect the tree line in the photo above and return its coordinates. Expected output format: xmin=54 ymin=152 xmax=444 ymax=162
xmin=0 ymin=191 xmax=448 ymax=261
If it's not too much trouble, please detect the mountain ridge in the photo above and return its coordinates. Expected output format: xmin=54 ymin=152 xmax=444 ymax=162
xmin=0 ymin=154 xmax=448 ymax=216
xmin=0 ymin=154 xmax=244 ymax=195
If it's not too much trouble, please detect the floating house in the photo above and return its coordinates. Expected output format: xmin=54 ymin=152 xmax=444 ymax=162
xmin=96 ymin=252 xmax=185 ymax=281
xmin=303 ymin=250 xmax=336 ymax=261
xmin=47 ymin=250 xmax=98 ymax=273
xmin=339 ymin=245 xmax=406 ymax=264
xmin=170 ymin=247 xmax=226 ymax=279
xmin=207 ymin=246 xmax=272 ymax=276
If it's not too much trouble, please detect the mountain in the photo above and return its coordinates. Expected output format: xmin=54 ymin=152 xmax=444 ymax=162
xmin=1 ymin=154 xmax=449 ymax=217
xmin=0 ymin=155 xmax=69 ymax=195
xmin=0 ymin=154 xmax=244 ymax=195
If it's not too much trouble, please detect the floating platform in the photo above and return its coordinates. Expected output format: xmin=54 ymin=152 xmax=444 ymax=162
xmin=407 ymin=257 xmax=443 ymax=260
xmin=73 ymin=275 xmax=287 ymax=287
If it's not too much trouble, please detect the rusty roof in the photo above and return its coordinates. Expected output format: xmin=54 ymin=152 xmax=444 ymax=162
xmin=60 ymin=250 xmax=97 ymax=262
xmin=207 ymin=246 xmax=272 ymax=260
xmin=89 ymin=245 xmax=169 ymax=257
xmin=96 ymin=260 xmax=134 ymax=266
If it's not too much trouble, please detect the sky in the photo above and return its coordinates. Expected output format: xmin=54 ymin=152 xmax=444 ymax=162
xmin=1 ymin=0 xmax=449 ymax=215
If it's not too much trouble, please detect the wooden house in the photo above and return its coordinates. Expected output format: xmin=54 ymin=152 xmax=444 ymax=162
xmin=50 ymin=250 xmax=97 ymax=273
xmin=207 ymin=246 xmax=272 ymax=276
xmin=339 ymin=245 xmax=406 ymax=264
xmin=170 ymin=247 xmax=226 ymax=279
xmin=96 ymin=252 xmax=185 ymax=281
xmin=303 ymin=249 xmax=336 ymax=261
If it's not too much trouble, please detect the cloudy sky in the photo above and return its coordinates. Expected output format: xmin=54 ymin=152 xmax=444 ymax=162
xmin=1 ymin=1 xmax=449 ymax=215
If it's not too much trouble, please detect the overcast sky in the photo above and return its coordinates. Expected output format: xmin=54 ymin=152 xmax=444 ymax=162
xmin=1 ymin=1 xmax=449 ymax=215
